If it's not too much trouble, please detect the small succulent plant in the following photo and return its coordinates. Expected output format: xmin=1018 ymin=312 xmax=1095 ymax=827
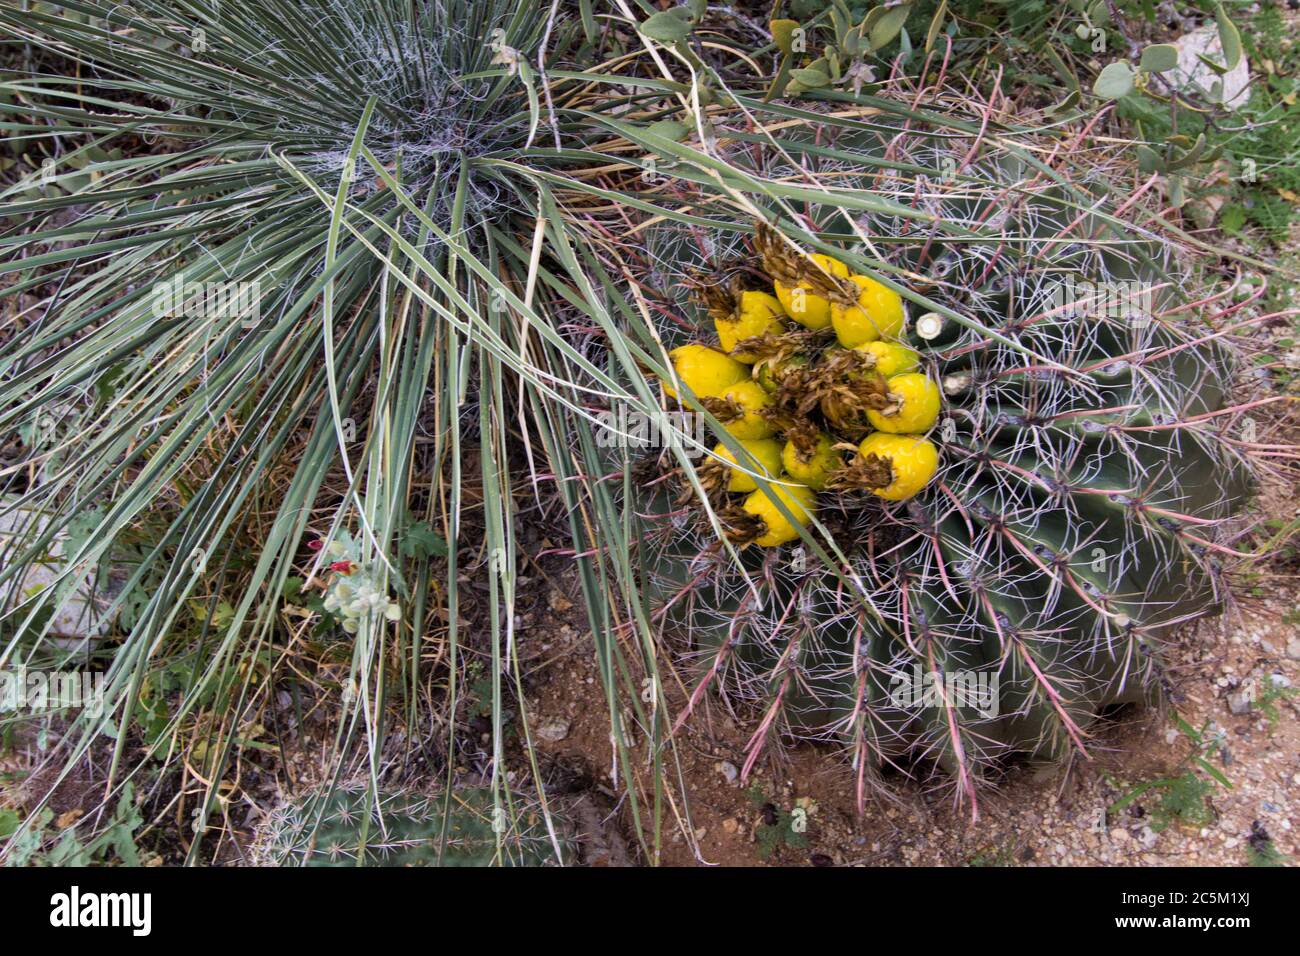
xmin=251 ymin=784 xmax=568 ymax=867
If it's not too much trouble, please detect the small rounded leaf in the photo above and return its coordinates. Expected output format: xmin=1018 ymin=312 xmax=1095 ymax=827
xmin=789 ymin=67 xmax=830 ymax=88
xmin=869 ymin=3 xmax=913 ymax=51
xmin=1093 ymin=61 xmax=1135 ymax=100
xmin=1135 ymin=144 xmax=1163 ymax=174
xmin=644 ymin=119 xmax=691 ymax=142
xmin=641 ymin=10 xmax=695 ymax=43
xmin=1139 ymin=44 xmax=1178 ymax=73
xmin=771 ymin=18 xmax=800 ymax=56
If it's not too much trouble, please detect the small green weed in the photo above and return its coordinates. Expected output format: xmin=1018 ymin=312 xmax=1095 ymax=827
xmin=1 ymin=783 xmax=143 ymax=867
xmin=1255 ymin=679 xmax=1297 ymax=731
xmin=967 ymin=845 xmax=1017 ymax=867
xmin=1246 ymin=821 xmax=1289 ymax=867
xmin=1108 ymin=716 xmax=1232 ymax=832
xmin=745 ymin=783 xmax=810 ymax=860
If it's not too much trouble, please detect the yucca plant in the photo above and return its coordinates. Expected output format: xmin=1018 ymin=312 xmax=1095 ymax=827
xmin=0 ymin=0 xmax=700 ymax=863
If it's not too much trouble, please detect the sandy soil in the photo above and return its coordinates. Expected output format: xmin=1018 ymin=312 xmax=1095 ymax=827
xmin=524 ymin=573 xmax=1298 ymax=866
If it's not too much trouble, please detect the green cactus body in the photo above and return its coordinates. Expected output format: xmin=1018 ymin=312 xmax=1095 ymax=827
xmin=253 ymin=785 xmax=567 ymax=867
xmin=641 ymin=149 xmax=1254 ymax=804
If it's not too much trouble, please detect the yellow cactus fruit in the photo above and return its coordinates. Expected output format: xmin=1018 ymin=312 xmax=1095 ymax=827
xmin=741 ymin=482 xmax=817 ymax=547
xmin=754 ymin=223 xmax=849 ymax=331
xmin=866 ymin=372 xmax=941 ymax=434
xmin=773 ymin=253 xmax=848 ymax=331
xmin=853 ymin=340 xmax=920 ymax=379
xmin=714 ymin=438 xmax=783 ymax=493
xmin=710 ymin=380 xmax=775 ymax=439
xmin=856 ymin=433 xmax=939 ymax=501
xmin=831 ymin=274 xmax=906 ymax=347
xmin=781 ymin=433 xmax=841 ymax=491
xmin=663 ymin=344 xmax=748 ymax=399
xmin=714 ymin=290 xmax=787 ymax=361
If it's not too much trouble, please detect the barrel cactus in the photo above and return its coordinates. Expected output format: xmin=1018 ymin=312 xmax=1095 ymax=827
xmin=252 ymin=785 xmax=568 ymax=867
xmin=638 ymin=141 xmax=1255 ymax=809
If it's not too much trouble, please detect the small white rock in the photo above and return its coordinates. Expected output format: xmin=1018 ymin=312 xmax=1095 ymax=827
xmin=535 ymin=718 xmax=571 ymax=742
xmin=1171 ymin=25 xmax=1251 ymax=109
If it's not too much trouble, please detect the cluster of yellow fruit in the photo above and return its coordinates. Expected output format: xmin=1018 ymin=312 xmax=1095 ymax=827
xmin=660 ymin=226 xmax=942 ymax=548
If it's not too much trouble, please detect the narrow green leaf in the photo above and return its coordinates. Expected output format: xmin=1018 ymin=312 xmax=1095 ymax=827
xmin=1168 ymin=174 xmax=1186 ymax=208
xmin=925 ymin=0 xmax=947 ymax=54
xmin=579 ymin=0 xmax=597 ymax=43
xmin=1215 ymin=3 xmax=1242 ymax=71
xmin=1196 ymin=52 xmax=1228 ymax=77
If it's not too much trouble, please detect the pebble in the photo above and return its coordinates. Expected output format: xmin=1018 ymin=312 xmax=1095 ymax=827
xmin=1287 ymin=637 xmax=1300 ymax=661
xmin=718 ymin=761 xmax=739 ymax=784
xmin=535 ymin=718 xmax=571 ymax=742
xmin=1110 ymin=828 xmax=1129 ymax=843
xmin=1227 ymin=691 xmax=1253 ymax=715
